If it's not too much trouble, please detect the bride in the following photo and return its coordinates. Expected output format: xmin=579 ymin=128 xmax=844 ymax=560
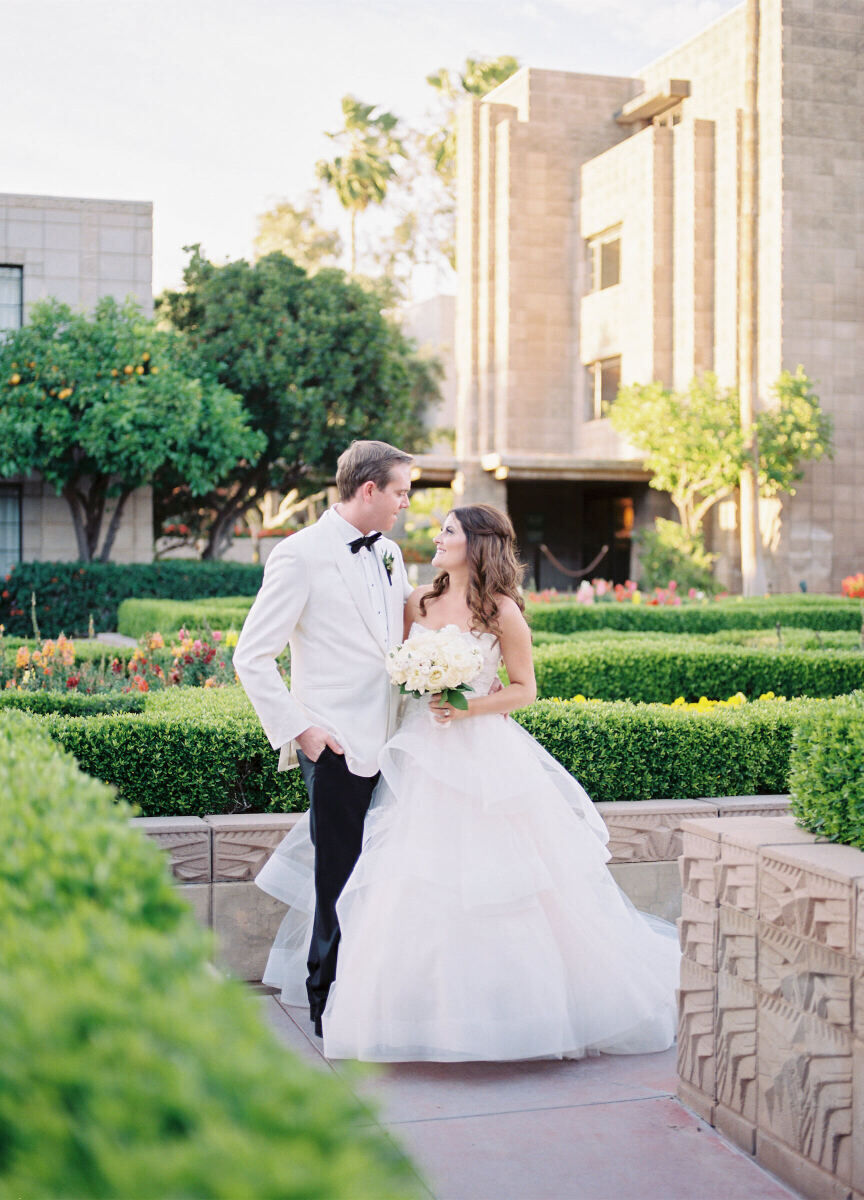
xmin=255 ymin=504 xmax=680 ymax=1062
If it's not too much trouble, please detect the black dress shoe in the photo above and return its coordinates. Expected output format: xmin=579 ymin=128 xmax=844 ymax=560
xmin=311 ymin=1013 xmax=323 ymax=1038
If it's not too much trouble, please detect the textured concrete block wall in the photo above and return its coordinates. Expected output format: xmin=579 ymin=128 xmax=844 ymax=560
xmin=677 ymin=813 xmax=864 ymax=1200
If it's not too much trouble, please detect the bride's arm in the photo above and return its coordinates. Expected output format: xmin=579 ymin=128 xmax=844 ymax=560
xmin=431 ymin=598 xmax=536 ymax=722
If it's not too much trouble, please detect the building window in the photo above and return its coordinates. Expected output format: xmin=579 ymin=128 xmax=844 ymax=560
xmin=0 ymin=266 xmax=23 ymax=332
xmin=0 ymin=485 xmax=22 ymax=576
xmin=654 ymin=105 xmax=683 ymax=128
xmin=589 ymin=230 xmax=621 ymax=291
xmin=586 ymin=356 xmax=622 ymax=421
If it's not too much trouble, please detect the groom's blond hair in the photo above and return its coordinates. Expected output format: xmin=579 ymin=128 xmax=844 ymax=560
xmin=336 ymin=440 xmax=413 ymax=500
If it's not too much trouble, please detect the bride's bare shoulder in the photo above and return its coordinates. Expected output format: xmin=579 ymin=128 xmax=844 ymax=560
xmin=494 ymin=595 xmax=531 ymax=635
xmin=406 ymin=586 xmax=437 ymax=617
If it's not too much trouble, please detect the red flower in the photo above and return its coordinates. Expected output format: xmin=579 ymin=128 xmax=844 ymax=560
xmin=1 ymin=590 xmax=8 ymax=599
xmin=66 ymin=675 xmax=80 ymax=689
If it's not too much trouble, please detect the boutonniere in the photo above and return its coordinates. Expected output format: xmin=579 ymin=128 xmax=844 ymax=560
xmin=382 ymin=550 xmax=394 ymax=586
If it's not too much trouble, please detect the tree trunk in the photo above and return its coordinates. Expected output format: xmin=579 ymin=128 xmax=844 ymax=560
xmin=738 ymin=0 xmax=767 ymax=595
xmin=62 ymin=483 xmax=92 ymax=560
xmin=97 ymin=487 xmax=134 ymax=562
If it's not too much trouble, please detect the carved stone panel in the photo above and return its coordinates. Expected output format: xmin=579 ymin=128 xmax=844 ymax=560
xmin=853 ymin=1038 xmax=864 ymax=1195
xmin=207 ymin=814 xmax=303 ymax=882
xmin=716 ymin=971 xmax=757 ymax=1121
xmin=596 ymin=799 xmax=716 ymax=863
xmin=759 ymin=920 xmax=853 ymax=1028
xmin=680 ymin=822 xmax=722 ymax=903
xmin=678 ymin=892 xmax=717 ymax=970
xmin=132 ymin=816 xmax=211 ymax=883
xmin=757 ymin=992 xmax=852 ymax=1184
xmin=718 ymin=905 xmax=756 ymax=982
xmin=717 ymin=817 xmax=816 ymax=914
xmin=678 ymin=956 xmax=716 ymax=1095
xmin=714 ymin=795 xmax=791 ymax=818
xmin=759 ymin=843 xmax=864 ymax=956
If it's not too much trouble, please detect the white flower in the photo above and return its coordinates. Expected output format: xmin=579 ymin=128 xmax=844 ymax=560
xmin=385 ymin=627 xmax=483 ymax=697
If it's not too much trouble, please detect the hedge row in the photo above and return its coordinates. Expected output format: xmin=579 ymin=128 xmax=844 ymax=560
xmin=514 ymin=696 xmax=821 ymax=802
xmin=532 ymin=638 xmax=864 ymax=703
xmin=43 ymin=688 xmax=307 ymax=816
xmin=790 ymin=692 xmax=864 ymax=850
xmin=0 ymin=691 xmax=146 ymax=716
xmin=24 ymin=684 xmax=840 ymax=812
xmin=0 ymin=712 xmax=420 ymax=1199
xmin=117 ymin=595 xmax=255 ymax=639
xmin=0 ymin=560 xmax=264 ymax=638
xmin=525 ymin=597 xmax=862 ymax=634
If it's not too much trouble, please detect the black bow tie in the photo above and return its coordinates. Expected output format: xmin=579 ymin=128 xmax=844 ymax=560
xmin=349 ymin=532 xmax=382 ymax=554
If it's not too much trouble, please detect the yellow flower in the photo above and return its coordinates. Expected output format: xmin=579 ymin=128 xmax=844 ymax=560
xmin=58 ymin=387 xmax=73 ymax=400
xmin=141 ymin=352 xmax=150 ymax=362
xmin=224 ymin=630 xmax=238 ymax=648
xmin=111 ymin=368 xmax=119 ymax=377
xmin=631 ymin=590 xmax=642 ymax=605
xmin=135 ymin=365 xmax=144 ymax=375
xmin=15 ymin=646 xmax=30 ymax=668
xmin=123 ymin=365 xmax=134 ymax=375
xmin=9 ymin=374 xmax=21 ymax=385
xmin=148 ymin=632 xmax=165 ymax=650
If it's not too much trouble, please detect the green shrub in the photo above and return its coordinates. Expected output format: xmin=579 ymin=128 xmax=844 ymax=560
xmin=0 ymin=560 xmax=263 ymax=638
xmin=117 ymin=595 xmax=254 ymax=638
xmin=532 ymin=637 xmax=864 ymax=703
xmin=635 ymin=518 xmax=718 ymax=592
xmin=789 ymin=692 xmax=864 ymax=849
xmin=526 ymin=597 xmax=862 ymax=635
xmin=41 ymin=687 xmax=307 ymax=816
xmin=0 ymin=691 xmax=146 ymax=716
xmin=514 ymin=696 xmax=825 ymax=802
xmin=0 ymin=712 xmax=420 ymax=1199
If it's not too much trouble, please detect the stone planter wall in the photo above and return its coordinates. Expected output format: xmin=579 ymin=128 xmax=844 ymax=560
xmin=677 ymin=814 xmax=864 ymax=1200
xmin=131 ymin=795 xmax=790 ymax=982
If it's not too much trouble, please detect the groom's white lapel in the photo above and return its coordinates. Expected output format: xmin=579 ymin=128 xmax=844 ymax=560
xmin=320 ymin=509 xmax=390 ymax=653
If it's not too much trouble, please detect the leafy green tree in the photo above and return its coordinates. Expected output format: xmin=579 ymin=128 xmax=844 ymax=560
xmin=156 ymin=248 xmax=437 ymax=559
xmin=609 ymin=369 xmax=833 ymax=542
xmin=316 ymin=96 xmax=406 ymax=273
xmin=0 ymin=298 xmax=261 ymax=562
xmin=426 ymin=55 xmax=521 ymax=187
xmin=252 ymin=195 xmax=342 ymax=272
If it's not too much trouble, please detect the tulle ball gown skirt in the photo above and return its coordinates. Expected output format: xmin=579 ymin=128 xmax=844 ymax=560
xmin=256 ymin=705 xmax=680 ymax=1063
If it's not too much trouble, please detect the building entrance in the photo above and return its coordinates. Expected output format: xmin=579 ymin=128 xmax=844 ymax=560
xmin=507 ymin=481 xmax=644 ymax=590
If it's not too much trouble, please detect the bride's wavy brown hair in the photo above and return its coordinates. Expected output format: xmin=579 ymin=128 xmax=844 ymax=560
xmin=419 ymin=504 xmax=525 ymax=635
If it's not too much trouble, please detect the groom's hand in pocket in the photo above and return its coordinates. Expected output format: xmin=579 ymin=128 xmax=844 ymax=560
xmin=296 ymin=726 xmax=344 ymax=762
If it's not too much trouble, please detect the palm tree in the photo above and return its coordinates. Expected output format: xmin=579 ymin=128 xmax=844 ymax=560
xmin=316 ymin=96 xmax=405 ymax=273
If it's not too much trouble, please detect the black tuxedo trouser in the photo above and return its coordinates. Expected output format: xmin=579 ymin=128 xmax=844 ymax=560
xmin=297 ymin=746 xmax=378 ymax=1020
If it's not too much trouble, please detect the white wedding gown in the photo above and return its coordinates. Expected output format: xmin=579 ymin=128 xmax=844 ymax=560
xmin=256 ymin=624 xmax=680 ymax=1062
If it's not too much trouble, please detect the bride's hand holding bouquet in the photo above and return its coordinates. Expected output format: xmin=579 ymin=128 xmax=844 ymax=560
xmin=386 ymin=625 xmax=483 ymax=726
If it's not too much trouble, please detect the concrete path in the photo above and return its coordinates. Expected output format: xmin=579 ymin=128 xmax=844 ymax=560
xmin=261 ymin=994 xmax=801 ymax=1200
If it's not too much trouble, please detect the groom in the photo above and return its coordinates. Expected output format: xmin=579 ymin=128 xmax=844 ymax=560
xmin=233 ymin=440 xmax=413 ymax=1036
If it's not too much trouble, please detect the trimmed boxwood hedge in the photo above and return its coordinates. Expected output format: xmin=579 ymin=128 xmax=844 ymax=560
xmin=27 ymin=684 xmax=840 ymax=812
xmin=790 ymin=692 xmax=864 ymax=850
xmin=117 ymin=595 xmax=255 ymax=638
xmin=0 ymin=691 xmax=146 ymax=716
xmin=532 ymin=638 xmax=864 ymax=703
xmin=513 ymin=696 xmax=827 ymax=802
xmin=0 ymin=560 xmax=264 ymax=638
xmin=526 ymin=597 xmax=862 ymax=635
xmin=0 ymin=711 xmax=421 ymax=1199
xmin=42 ymin=688 xmax=307 ymax=816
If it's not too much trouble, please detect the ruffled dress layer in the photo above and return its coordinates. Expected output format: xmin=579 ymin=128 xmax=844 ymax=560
xmin=256 ymin=626 xmax=680 ymax=1062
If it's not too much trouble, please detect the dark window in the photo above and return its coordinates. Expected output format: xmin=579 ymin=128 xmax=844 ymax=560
xmin=586 ymin=356 xmax=622 ymax=421
xmin=0 ymin=485 xmax=22 ymax=576
xmin=0 ymin=266 xmax=23 ymax=332
xmin=590 ymin=232 xmax=621 ymax=291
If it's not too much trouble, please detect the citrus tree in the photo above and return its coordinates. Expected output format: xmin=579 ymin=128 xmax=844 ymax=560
xmin=0 ymin=297 xmax=262 ymax=561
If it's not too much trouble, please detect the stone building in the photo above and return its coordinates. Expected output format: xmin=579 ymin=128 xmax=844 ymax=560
xmin=0 ymin=192 xmax=155 ymax=573
xmin=447 ymin=0 xmax=863 ymax=591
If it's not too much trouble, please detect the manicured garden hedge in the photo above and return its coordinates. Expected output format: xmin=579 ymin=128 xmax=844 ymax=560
xmin=0 ymin=560 xmax=264 ymax=638
xmin=117 ymin=595 xmax=255 ymax=639
xmin=532 ymin=638 xmax=864 ymax=703
xmin=525 ymin=597 xmax=862 ymax=635
xmin=0 ymin=712 xmax=420 ymax=1199
xmin=0 ymin=691 xmax=146 ymax=716
xmin=514 ymin=696 xmax=826 ymax=802
xmin=790 ymin=692 xmax=864 ymax=850
xmin=27 ymin=683 xmax=841 ymax=812
xmin=42 ymin=688 xmax=307 ymax=816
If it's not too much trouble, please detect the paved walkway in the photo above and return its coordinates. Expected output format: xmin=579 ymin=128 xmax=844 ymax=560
xmin=260 ymin=993 xmax=801 ymax=1200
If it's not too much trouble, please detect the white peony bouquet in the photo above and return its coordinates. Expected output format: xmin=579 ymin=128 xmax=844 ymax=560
xmin=386 ymin=625 xmax=483 ymax=713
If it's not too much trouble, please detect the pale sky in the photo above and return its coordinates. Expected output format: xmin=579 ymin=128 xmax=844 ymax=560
xmin=4 ymin=0 xmax=742 ymax=298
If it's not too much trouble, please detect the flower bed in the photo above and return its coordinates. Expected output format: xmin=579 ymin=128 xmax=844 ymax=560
xmin=0 ymin=711 xmax=419 ymax=1199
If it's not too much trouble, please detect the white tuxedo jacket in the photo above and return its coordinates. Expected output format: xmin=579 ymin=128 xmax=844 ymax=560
xmin=232 ymin=508 xmax=412 ymax=777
